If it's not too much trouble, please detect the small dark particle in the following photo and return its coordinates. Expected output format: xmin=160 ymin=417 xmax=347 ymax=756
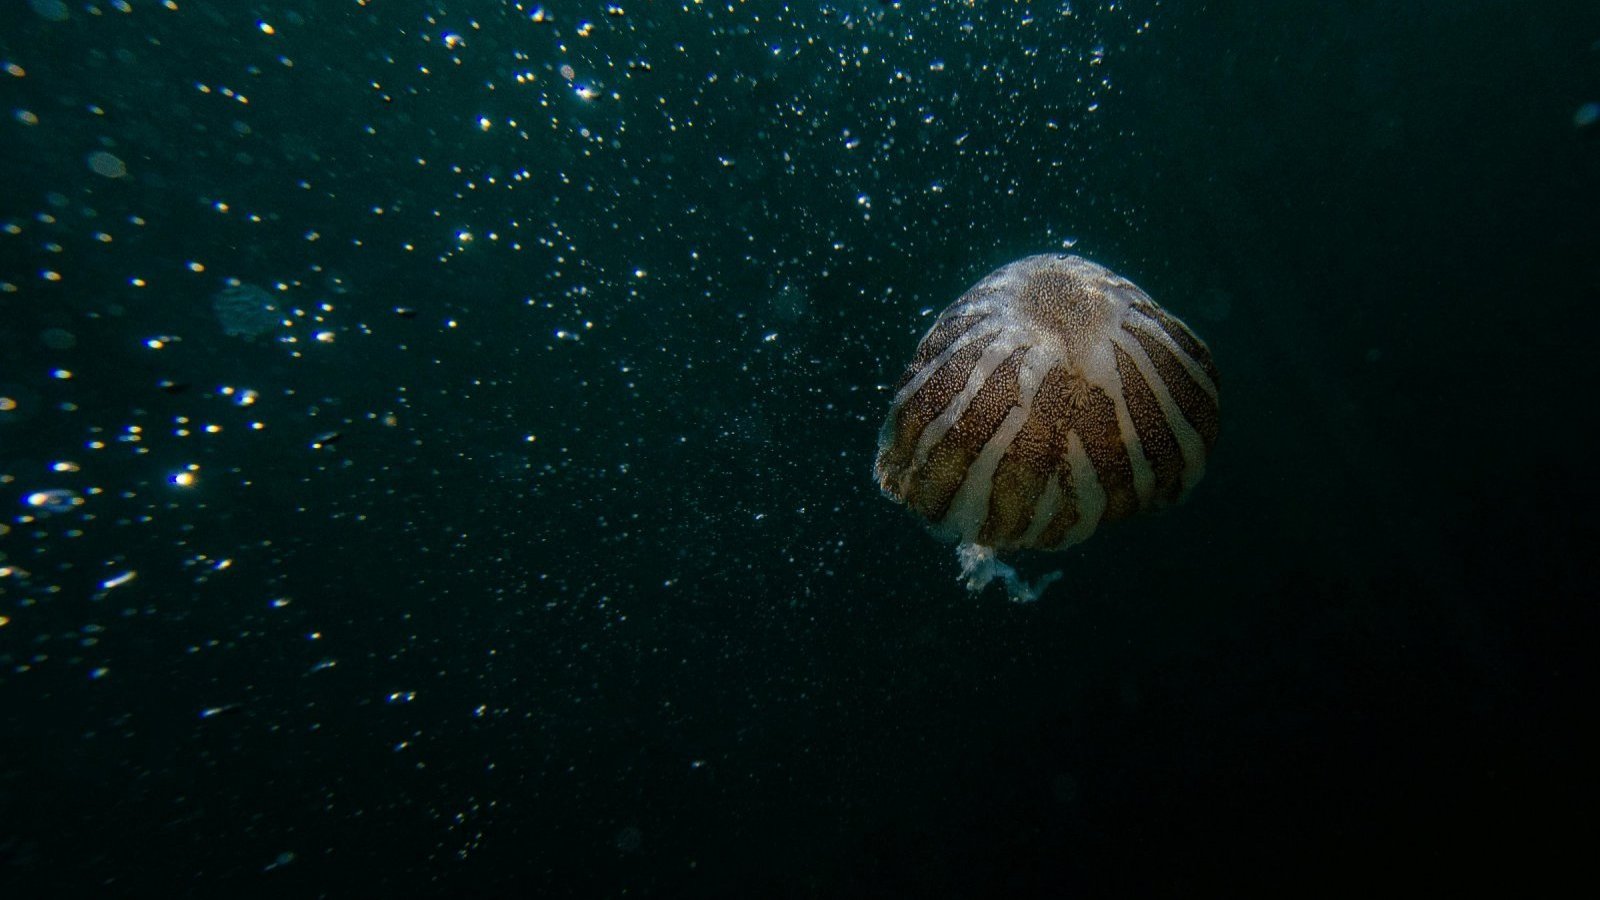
xmin=158 ymin=379 xmax=191 ymax=394
xmin=394 ymin=306 xmax=417 ymax=319
xmin=311 ymin=431 xmax=342 ymax=449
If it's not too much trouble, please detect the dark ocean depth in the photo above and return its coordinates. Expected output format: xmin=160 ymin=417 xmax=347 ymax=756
xmin=2 ymin=1 xmax=1597 ymax=896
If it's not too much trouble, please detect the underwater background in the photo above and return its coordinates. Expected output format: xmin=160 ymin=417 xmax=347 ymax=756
xmin=2 ymin=0 xmax=1596 ymax=895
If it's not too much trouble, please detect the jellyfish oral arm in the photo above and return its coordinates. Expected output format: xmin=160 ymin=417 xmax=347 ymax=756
xmin=955 ymin=542 xmax=1063 ymax=604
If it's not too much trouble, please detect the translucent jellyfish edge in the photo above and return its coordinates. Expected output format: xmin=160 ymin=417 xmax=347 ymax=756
xmin=955 ymin=542 xmax=1063 ymax=604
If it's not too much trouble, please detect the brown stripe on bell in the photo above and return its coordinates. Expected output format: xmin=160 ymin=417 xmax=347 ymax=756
xmin=874 ymin=254 xmax=1220 ymax=602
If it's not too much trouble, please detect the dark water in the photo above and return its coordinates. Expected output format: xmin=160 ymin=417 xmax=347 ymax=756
xmin=2 ymin=1 xmax=1596 ymax=895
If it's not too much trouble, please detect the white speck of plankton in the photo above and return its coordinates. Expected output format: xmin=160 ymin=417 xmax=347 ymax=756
xmin=101 ymin=571 xmax=137 ymax=590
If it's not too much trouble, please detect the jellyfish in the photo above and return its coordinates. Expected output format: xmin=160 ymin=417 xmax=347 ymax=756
xmin=874 ymin=254 xmax=1220 ymax=602
xmin=212 ymin=283 xmax=284 ymax=339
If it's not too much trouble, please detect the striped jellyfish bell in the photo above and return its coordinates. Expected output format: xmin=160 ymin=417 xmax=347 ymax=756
xmin=874 ymin=254 xmax=1220 ymax=602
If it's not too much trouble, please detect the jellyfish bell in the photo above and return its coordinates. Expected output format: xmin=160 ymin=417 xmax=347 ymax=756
xmin=875 ymin=253 xmax=1220 ymax=602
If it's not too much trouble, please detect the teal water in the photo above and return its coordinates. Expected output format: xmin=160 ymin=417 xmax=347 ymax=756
xmin=2 ymin=1 xmax=1596 ymax=895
